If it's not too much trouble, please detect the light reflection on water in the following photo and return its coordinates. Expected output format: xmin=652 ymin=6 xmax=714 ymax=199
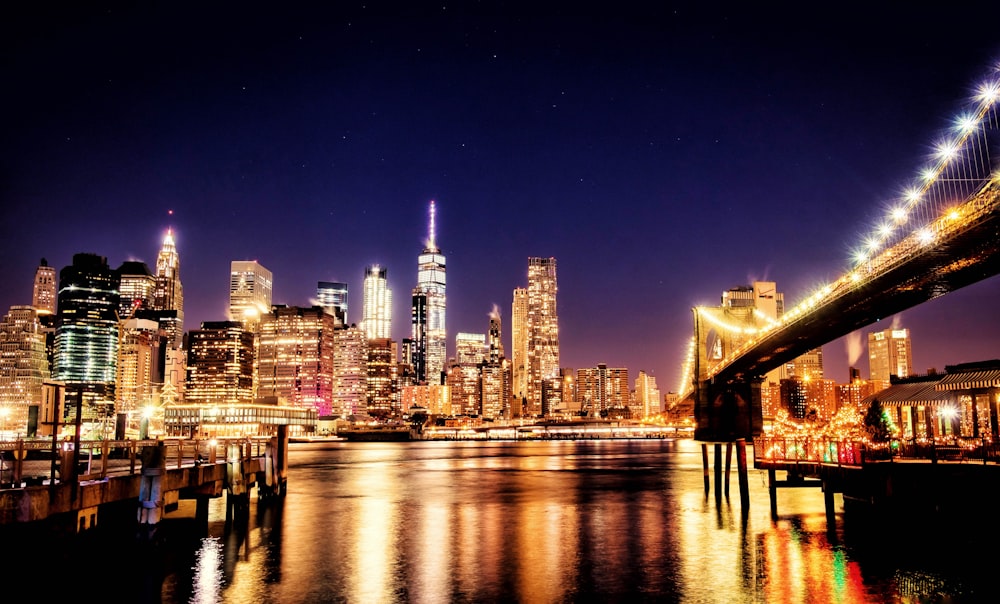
xmin=20 ymin=438 xmax=985 ymax=603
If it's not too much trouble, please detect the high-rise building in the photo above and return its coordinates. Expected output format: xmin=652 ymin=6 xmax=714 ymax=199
xmin=185 ymin=321 xmax=255 ymax=406
xmin=524 ymin=257 xmax=559 ymax=417
xmin=117 ymin=261 xmax=156 ymax=319
xmin=362 ymin=264 xmax=392 ymax=340
xmin=32 ymin=259 xmax=57 ymax=315
xmin=410 ymin=288 xmax=428 ymax=383
xmin=577 ymin=363 xmax=629 ymax=415
xmin=257 ymin=305 xmax=336 ymax=415
xmin=116 ymin=317 xmax=166 ymax=422
xmin=153 ymin=229 xmax=184 ymax=348
xmin=0 ymin=305 xmax=51 ymax=436
xmin=488 ymin=306 xmax=504 ymax=364
xmin=455 ymin=332 xmax=487 ymax=366
xmin=868 ymin=328 xmax=913 ymax=382
xmin=332 ymin=325 xmax=368 ymax=418
xmin=229 ymin=260 xmax=273 ymax=329
xmin=316 ymin=281 xmax=348 ymax=326
xmin=53 ymin=253 xmax=121 ymax=429
xmin=413 ymin=200 xmax=447 ymax=385
xmin=511 ymin=287 xmax=528 ymax=411
xmin=366 ymin=337 xmax=396 ymax=418
xmin=635 ymin=371 xmax=661 ymax=419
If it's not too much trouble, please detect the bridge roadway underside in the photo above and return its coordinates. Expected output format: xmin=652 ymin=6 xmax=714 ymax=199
xmin=720 ymin=188 xmax=1000 ymax=381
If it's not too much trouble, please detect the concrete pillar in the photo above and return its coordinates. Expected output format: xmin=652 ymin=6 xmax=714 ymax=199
xmin=736 ymin=439 xmax=750 ymax=508
xmin=137 ymin=442 xmax=167 ymax=539
xmin=701 ymin=443 xmax=710 ymax=495
xmin=725 ymin=442 xmax=733 ymax=497
xmin=713 ymin=443 xmax=723 ymax=501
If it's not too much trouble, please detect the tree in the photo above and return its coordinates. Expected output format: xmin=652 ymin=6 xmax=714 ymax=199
xmin=864 ymin=399 xmax=892 ymax=443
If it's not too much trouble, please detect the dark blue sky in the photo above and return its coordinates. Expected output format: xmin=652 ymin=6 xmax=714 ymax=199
xmin=4 ymin=3 xmax=1000 ymax=392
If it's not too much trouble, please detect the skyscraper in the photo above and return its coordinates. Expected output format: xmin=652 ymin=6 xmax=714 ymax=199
xmin=0 ymin=305 xmax=51 ymax=436
xmin=413 ymin=200 xmax=447 ymax=385
xmin=410 ymin=288 xmax=427 ymax=382
xmin=117 ymin=260 xmax=156 ymax=319
xmin=362 ymin=264 xmax=392 ymax=340
xmin=869 ymin=328 xmax=913 ymax=382
xmin=316 ymin=281 xmax=348 ymax=326
xmin=511 ymin=287 xmax=528 ymax=409
xmin=525 ymin=257 xmax=559 ymax=417
xmin=332 ymin=324 xmax=368 ymax=418
xmin=185 ymin=321 xmax=255 ymax=406
xmin=635 ymin=371 xmax=661 ymax=419
xmin=53 ymin=253 xmax=121 ymax=428
xmin=257 ymin=305 xmax=336 ymax=415
xmin=230 ymin=260 xmax=273 ymax=328
xmin=31 ymin=259 xmax=57 ymax=315
xmin=116 ymin=317 xmax=165 ymax=422
xmin=153 ymin=229 xmax=184 ymax=348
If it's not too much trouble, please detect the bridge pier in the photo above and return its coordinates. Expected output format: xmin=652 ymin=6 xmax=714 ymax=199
xmin=701 ymin=439 xmax=750 ymax=506
xmin=137 ymin=442 xmax=166 ymax=540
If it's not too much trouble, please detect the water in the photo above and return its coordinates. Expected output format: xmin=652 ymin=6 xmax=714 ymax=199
xmin=5 ymin=439 xmax=991 ymax=602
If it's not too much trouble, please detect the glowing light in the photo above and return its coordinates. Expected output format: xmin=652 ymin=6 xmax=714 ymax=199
xmin=921 ymin=167 xmax=936 ymax=182
xmin=877 ymin=223 xmax=893 ymax=237
xmin=916 ymin=228 xmax=935 ymax=245
xmin=976 ymin=80 xmax=1000 ymax=104
xmin=954 ymin=113 xmax=978 ymax=134
xmin=891 ymin=207 xmax=908 ymax=223
xmin=934 ymin=142 xmax=958 ymax=161
xmin=947 ymin=209 xmax=960 ymax=221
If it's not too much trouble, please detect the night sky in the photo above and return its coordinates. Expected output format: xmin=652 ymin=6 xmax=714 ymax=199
xmin=4 ymin=3 xmax=1000 ymax=393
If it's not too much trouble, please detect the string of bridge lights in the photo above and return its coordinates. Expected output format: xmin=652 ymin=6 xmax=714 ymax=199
xmin=676 ymin=65 xmax=1000 ymax=401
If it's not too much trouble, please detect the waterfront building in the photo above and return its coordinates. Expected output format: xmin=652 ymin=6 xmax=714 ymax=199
xmin=229 ymin=260 xmax=273 ymax=329
xmin=511 ymin=287 xmax=527 ymax=411
xmin=117 ymin=261 xmax=156 ymax=319
xmin=153 ymin=229 xmax=184 ymax=348
xmin=185 ymin=321 xmax=255 ymax=406
xmin=116 ymin=318 xmax=166 ymax=432
xmin=53 ymin=253 xmax=120 ymax=430
xmin=366 ymin=337 xmax=396 ymax=418
xmin=480 ymin=360 xmax=509 ymax=420
xmin=31 ymin=259 xmax=57 ymax=315
xmin=446 ymin=358 xmax=481 ymax=416
xmin=362 ymin=264 xmax=392 ymax=340
xmin=413 ymin=200 xmax=447 ymax=385
xmin=257 ymin=305 xmax=336 ymax=416
xmin=0 ymin=305 xmax=51 ymax=436
xmin=524 ymin=257 xmax=559 ymax=417
xmin=332 ymin=324 xmax=368 ymax=418
xmin=316 ymin=281 xmax=348 ymax=326
xmin=577 ymin=363 xmax=629 ymax=416
xmin=410 ymin=289 xmax=427 ymax=383
xmin=869 ymin=327 xmax=913 ymax=382
xmin=635 ymin=371 xmax=661 ymax=419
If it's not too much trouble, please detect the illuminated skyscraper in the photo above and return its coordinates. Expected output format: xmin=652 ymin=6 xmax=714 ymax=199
xmin=511 ymin=287 xmax=528 ymax=409
xmin=31 ymin=259 xmax=57 ymax=315
xmin=185 ymin=321 xmax=255 ymax=406
xmin=525 ymin=257 xmax=559 ymax=417
xmin=455 ymin=332 xmax=487 ymax=366
xmin=410 ymin=288 xmax=428 ymax=382
xmin=366 ymin=337 xmax=396 ymax=418
xmin=257 ymin=305 xmax=336 ymax=415
xmin=117 ymin=261 xmax=156 ymax=319
xmin=0 ymin=305 xmax=51 ymax=436
xmin=116 ymin=317 xmax=165 ymax=421
xmin=635 ymin=371 xmax=661 ymax=419
xmin=413 ymin=201 xmax=447 ymax=385
xmin=153 ymin=229 xmax=184 ymax=348
xmin=488 ymin=306 xmax=504 ymax=365
xmin=577 ymin=364 xmax=629 ymax=414
xmin=332 ymin=324 xmax=368 ymax=418
xmin=316 ymin=281 xmax=348 ymax=326
xmin=54 ymin=253 xmax=121 ymax=426
xmin=230 ymin=260 xmax=273 ymax=328
xmin=362 ymin=264 xmax=392 ymax=340
xmin=868 ymin=328 xmax=913 ymax=382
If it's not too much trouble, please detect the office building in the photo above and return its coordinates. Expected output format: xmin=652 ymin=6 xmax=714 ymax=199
xmin=153 ymin=229 xmax=184 ymax=347
xmin=116 ymin=317 xmax=166 ymax=423
xmin=577 ymin=363 xmax=629 ymax=415
xmin=257 ymin=305 xmax=336 ymax=415
xmin=511 ymin=287 xmax=528 ymax=411
xmin=413 ymin=200 xmax=447 ymax=384
xmin=410 ymin=288 xmax=428 ymax=382
xmin=362 ymin=264 xmax=392 ymax=340
xmin=332 ymin=324 xmax=368 ymax=418
xmin=0 ymin=305 xmax=51 ymax=436
xmin=316 ymin=281 xmax=348 ymax=326
xmin=635 ymin=371 xmax=661 ymax=419
xmin=32 ymin=259 xmax=57 ymax=315
xmin=366 ymin=337 xmax=396 ymax=418
xmin=524 ymin=257 xmax=559 ymax=417
xmin=117 ymin=261 xmax=156 ymax=319
xmin=869 ymin=328 xmax=913 ymax=382
xmin=185 ymin=321 xmax=255 ymax=406
xmin=230 ymin=260 xmax=273 ymax=329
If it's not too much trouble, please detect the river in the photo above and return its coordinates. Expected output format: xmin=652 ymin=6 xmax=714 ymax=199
xmin=7 ymin=438 xmax=991 ymax=602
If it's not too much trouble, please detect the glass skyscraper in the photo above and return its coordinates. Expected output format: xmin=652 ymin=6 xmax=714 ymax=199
xmin=316 ymin=281 xmax=348 ymax=326
xmin=362 ymin=264 xmax=392 ymax=340
xmin=230 ymin=260 xmax=273 ymax=329
xmin=413 ymin=201 xmax=446 ymax=384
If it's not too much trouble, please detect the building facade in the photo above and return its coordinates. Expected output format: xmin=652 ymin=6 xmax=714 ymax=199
xmin=185 ymin=321 xmax=255 ymax=406
xmin=0 ymin=305 xmax=51 ymax=436
xmin=256 ymin=305 xmax=336 ymax=415
xmin=525 ymin=257 xmax=559 ymax=417
xmin=362 ymin=264 xmax=392 ymax=340
xmin=316 ymin=281 xmax=348 ymax=326
xmin=229 ymin=260 xmax=273 ymax=328
xmin=32 ymin=259 xmax=57 ymax=316
xmin=414 ymin=200 xmax=447 ymax=385
xmin=869 ymin=328 xmax=913 ymax=382
xmin=153 ymin=229 xmax=184 ymax=348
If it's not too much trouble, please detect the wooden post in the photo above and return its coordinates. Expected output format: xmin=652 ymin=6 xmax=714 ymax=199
xmin=768 ymin=467 xmax=778 ymax=520
xmin=713 ymin=443 xmax=722 ymax=501
xmin=701 ymin=443 xmax=710 ymax=494
xmin=725 ymin=442 xmax=733 ymax=497
xmin=137 ymin=442 xmax=166 ymax=540
xmin=736 ymin=439 xmax=749 ymax=508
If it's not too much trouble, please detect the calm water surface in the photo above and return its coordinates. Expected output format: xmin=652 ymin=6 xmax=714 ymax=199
xmin=10 ymin=439 xmax=991 ymax=603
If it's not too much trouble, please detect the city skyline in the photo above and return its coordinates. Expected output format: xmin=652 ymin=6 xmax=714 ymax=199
xmin=4 ymin=5 xmax=1000 ymax=391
